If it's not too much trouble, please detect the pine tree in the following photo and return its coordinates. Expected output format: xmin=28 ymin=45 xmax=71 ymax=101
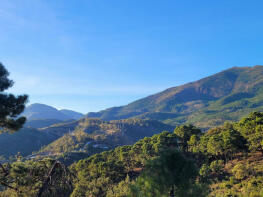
xmin=0 ymin=63 xmax=28 ymax=133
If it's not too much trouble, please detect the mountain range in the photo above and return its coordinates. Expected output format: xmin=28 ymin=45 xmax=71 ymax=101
xmin=23 ymin=103 xmax=83 ymax=120
xmin=22 ymin=103 xmax=84 ymax=128
xmin=1 ymin=65 xmax=263 ymax=160
xmin=87 ymin=65 xmax=263 ymax=129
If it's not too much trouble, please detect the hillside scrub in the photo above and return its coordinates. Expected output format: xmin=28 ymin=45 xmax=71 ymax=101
xmin=1 ymin=112 xmax=263 ymax=196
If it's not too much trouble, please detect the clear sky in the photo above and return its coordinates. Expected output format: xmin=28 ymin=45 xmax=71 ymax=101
xmin=1 ymin=0 xmax=263 ymax=113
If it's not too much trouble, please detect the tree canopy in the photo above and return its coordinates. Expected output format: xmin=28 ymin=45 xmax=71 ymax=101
xmin=0 ymin=63 xmax=28 ymax=133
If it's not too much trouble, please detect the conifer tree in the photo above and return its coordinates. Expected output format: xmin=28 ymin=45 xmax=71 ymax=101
xmin=0 ymin=63 xmax=28 ymax=133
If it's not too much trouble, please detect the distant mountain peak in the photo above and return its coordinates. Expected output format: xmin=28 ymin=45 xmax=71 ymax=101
xmin=27 ymin=103 xmax=57 ymax=109
xmin=22 ymin=103 xmax=84 ymax=121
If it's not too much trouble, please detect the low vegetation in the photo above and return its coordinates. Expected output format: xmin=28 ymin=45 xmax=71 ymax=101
xmin=1 ymin=112 xmax=263 ymax=196
xmin=2 ymin=57 xmax=263 ymax=196
xmin=39 ymin=118 xmax=173 ymax=158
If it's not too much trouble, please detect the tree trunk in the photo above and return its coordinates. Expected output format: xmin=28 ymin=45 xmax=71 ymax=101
xmin=170 ymin=185 xmax=175 ymax=197
xmin=36 ymin=161 xmax=60 ymax=197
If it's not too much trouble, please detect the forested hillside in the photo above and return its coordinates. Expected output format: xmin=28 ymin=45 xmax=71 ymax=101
xmin=4 ymin=66 xmax=263 ymax=161
xmin=0 ymin=118 xmax=172 ymax=162
xmin=88 ymin=66 xmax=263 ymax=129
xmin=1 ymin=2 xmax=262 ymax=195
xmin=39 ymin=118 xmax=173 ymax=163
xmin=1 ymin=112 xmax=263 ymax=196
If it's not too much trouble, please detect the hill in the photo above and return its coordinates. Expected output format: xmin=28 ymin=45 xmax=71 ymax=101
xmin=24 ymin=119 xmax=76 ymax=129
xmin=87 ymin=65 xmax=263 ymax=129
xmin=53 ymin=112 xmax=263 ymax=196
xmin=39 ymin=118 xmax=173 ymax=158
xmin=0 ymin=120 xmax=79 ymax=159
xmin=22 ymin=103 xmax=83 ymax=121
xmin=2 ymin=112 xmax=263 ymax=196
xmin=0 ymin=128 xmax=56 ymax=159
xmin=0 ymin=118 xmax=172 ymax=161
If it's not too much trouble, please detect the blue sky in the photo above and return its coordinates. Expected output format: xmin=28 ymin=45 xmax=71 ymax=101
xmin=1 ymin=0 xmax=263 ymax=113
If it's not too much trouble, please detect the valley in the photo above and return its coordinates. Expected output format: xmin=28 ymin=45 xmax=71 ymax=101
xmin=1 ymin=2 xmax=262 ymax=196
xmin=1 ymin=66 xmax=263 ymax=197
xmin=2 ymin=66 xmax=263 ymax=161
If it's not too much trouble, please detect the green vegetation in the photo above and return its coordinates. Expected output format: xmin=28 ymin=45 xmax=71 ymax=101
xmin=0 ymin=117 xmax=172 ymax=162
xmin=236 ymin=112 xmax=263 ymax=153
xmin=68 ymin=111 xmax=263 ymax=196
xmin=2 ymin=111 xmax=263 ymax=196
xmin=129 ymin=151 xmax=200 ymax=197
xmin=70 ymin=131 xmax=182 ymax=197
xmin=174 ymin=124 xmax=201 ymax=152
xmin=0 ymin=159 xmax=73 ymax=197
xmin=39 ymin=118 xmax=173 ymax=158
xmin=3 ymin=54 xmax=263 ymax=196
xmin=0 ymin=63 xmax=28 ymax=133
xmin=184 ymin=112 xmax=263 ymax=196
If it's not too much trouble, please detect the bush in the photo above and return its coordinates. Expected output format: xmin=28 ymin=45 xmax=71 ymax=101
xmin=199 ymin=164 xmax=210 ymax=178
xmin=232 ymin=163 xmax=247 ymax=180
xmin=210 ymin=160 xmax=224 ymax=174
